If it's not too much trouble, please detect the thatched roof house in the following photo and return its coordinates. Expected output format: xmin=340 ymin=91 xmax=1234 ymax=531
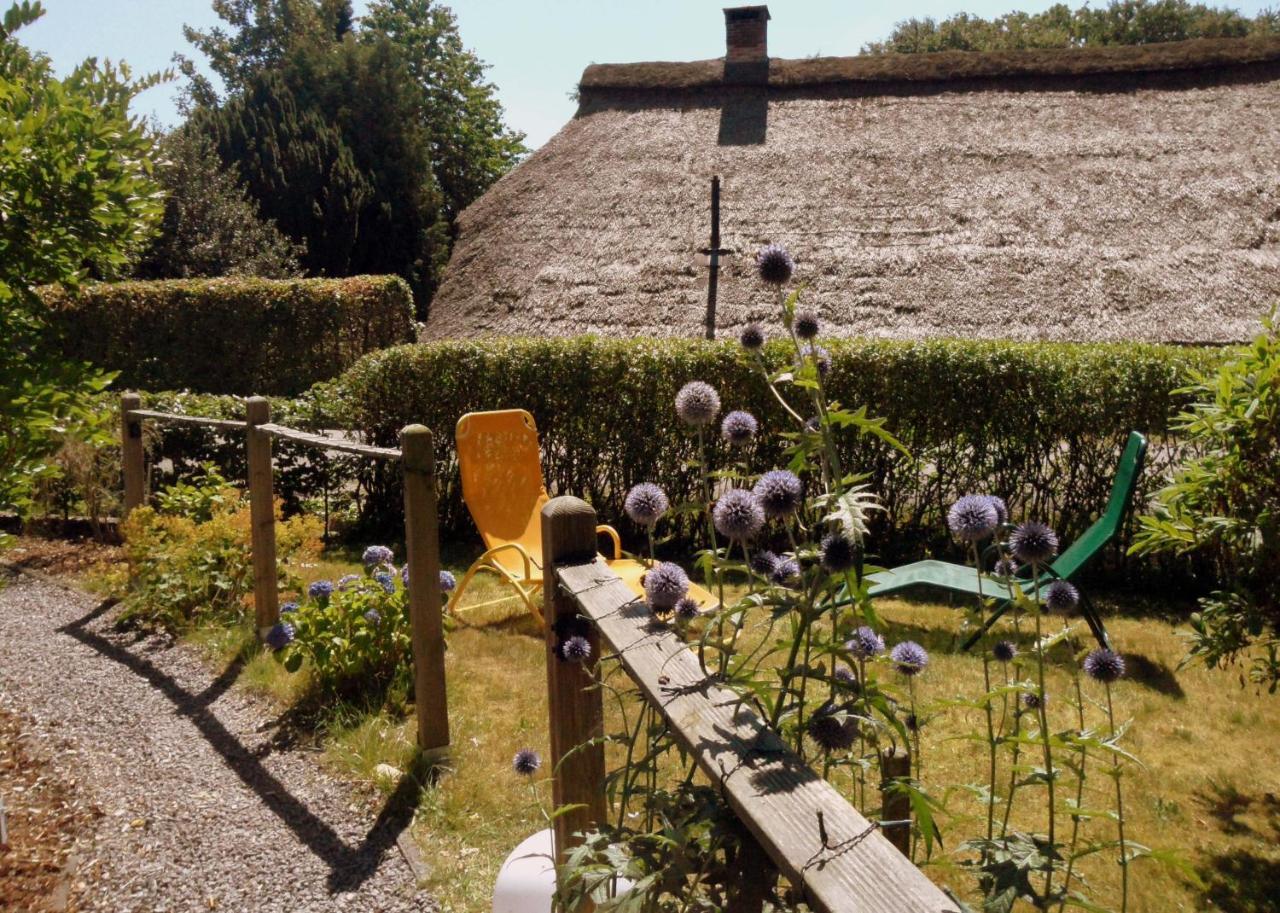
xmin=426 ymin=6 xmax=1280 ymax=344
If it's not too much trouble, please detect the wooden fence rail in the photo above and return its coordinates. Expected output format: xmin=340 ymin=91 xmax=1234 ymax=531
xmin=542 ymin=496 xmax=958 ymax=913
xmin=119 ymin=392 xmax=449 ymax=756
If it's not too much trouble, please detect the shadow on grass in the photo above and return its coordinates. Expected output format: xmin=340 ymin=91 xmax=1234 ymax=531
xmin=1199 ymin=850 xmax=1280 ymax=913
xmin=1196 ymin=779 xmax=1280 ymax=840
xmin=57 ymin=599 xmax=435 ymax=894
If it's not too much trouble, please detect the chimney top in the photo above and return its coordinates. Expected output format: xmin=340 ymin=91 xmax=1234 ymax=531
xmin=724 ymin=5 xmax=770 ymax=64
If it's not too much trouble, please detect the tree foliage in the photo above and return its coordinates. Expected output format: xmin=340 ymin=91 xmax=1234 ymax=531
xmin=864 ymin=0 xmax=1280 ymax=54
xmin=0 ymin=1 xmax=163 ymax=524
xmin=136 ymin=128 xmax=302 ymax=279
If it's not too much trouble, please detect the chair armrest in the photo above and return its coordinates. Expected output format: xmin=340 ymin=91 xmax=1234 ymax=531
xmin=596 ymin=524 xmax=622 ymax=560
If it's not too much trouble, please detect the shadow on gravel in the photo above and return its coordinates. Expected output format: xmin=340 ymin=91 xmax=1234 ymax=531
xmin=58 ymin=599 xmax=426 ymax=894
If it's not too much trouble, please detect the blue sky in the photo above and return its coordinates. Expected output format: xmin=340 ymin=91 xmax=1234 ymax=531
xmin=22 ymin=0 xmax=1278 ymax=148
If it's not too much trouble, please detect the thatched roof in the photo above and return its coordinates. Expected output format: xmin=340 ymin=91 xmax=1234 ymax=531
xmin=426 ymin=37 xmax=1280 ymax=344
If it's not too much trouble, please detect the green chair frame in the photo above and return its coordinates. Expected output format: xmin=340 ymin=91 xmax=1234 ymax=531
xmin=866 ymin=432 xmax=1148 ymax=651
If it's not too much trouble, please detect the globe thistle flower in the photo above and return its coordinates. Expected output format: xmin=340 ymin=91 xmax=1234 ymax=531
xmin=847 ymin=626 xmax=885 ymax=659
xmin=794 ymin=311 xmax=820 ymax=340
xmin=675 ymin=381 xmax=721 ymax=427
xmin=993 ymin=557 xmax=1019 ymax=578
xmin=512 ymin=748 xmax=541 ymax=776
xmin=281 ymin=601 xmax=299 ymax=615
xmin=364 ymin=609 xmax=382 ymax=626
xmin=1083 ymin=648 xmax=1126 ymax=684
xmin=439 ymin=570 xmax=457 ymax=593
xmin=905 ymin=713 xmax=920 ymax=733
xmin=337 ymin=574 xmax=361 ymax=591
xmin=713 ymin=489 xmax=765 ymax=541
xmin=947 ymin=495 xmax=999 ymax=543
xmin=1044 ymin=580 xmax=1079 ymax=613
xmin=992 ymin=640 xmax=1018 ymax=663
xmin=750 ymin=550 xmax=780 ymax=577
xmin=265 ymin=622 xmax=295 ymax=652
xmin=986 ymin=495 xmax=1009 ymax=525
xmin=720 ymin=410 xmax=759 ymax=446
xmin=1022 ymin=691 xmax=1045 ymax=710
xmin=833 ymin=665 xmax=857 ymax=687
xmin=644 ymin=562 xmax=689 ymax=611
xmin=674 ymin=597 xmax=700 ymax=622
xmin=624 ymin=483 xmax=670 ymax=527
xmin=559 ymin=635 xmax=592 ymax=663
xmin=890 ymin=641 xmax=929 ymax=676
xmin=755 ymin=243 xmax=794 ymax=285
xmin=374 ymin=572 xmax=396 ymax=595
xmin=753 ymin=470 xmax=803 ymax=519
xmin=803 ymin=415 xmax=822 ymax=434
xmin=739 ymin=323 xmax=765 ymax=351
xmin=820 ymin=532 xmax=857 ymax=573
xmin=806 ymin=702 xmax=858 ymax=753
xmin=771 ymin=557 xmax=801 ymax=587
xmin=1010 ymin=521 xmax=1058 ymax=565
xmin=803 ymin=345 xmax=831 ymax=378
xmin=308 ymin=580 xmax=334 ymax=601
xmin=362 ymin=545 xmax=394 ymax=569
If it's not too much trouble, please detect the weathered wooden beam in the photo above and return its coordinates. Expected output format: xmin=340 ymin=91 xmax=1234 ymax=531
xmin=257 ymin=422 xmax=401 ymax=461
xmin=120 ymin=393 xmax=145 ymax=517
xmin=555 ymin=555 xmax=958 ymax=913
xmin=245 ymin=397 xmax=280 ymax=638
xmin=126 ymin=409 xmax=247 ymax=432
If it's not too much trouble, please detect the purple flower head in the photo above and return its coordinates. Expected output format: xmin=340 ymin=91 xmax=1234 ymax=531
xmin=401 ymin=565 xmax=410 ymax=586
xmin=374 ymin=572 xmax=396 ymax=595
xmin=986 ymin=495 xmax=1009 ymax=525
xmin=1010 ymin=521 xmax=1058 ymax=565
xmin=362 ymin=545 xmax=394 ymax=569
xmin=794 ymin=311 xmax=820 ymax=341
xmin=807 ymin=702 xmax=858 ymax=752
xmin=833 ymin=665 xmax=857 ymax=687
xmin=753 ymin=470 xmax=803 ymax=519
xmin=1044 ymin=580 xmax=1079 ymax=613
xmin=804 ymin=415 xmax=822 ymax=434
xmin=771 ymin=557 xmax=801 ymax=587
xmin=675 ymin=381 xmax=721 ymax=427
xmin=947 ymin=495 xmax=999 ymax=543
xmin=847 ymin=626 xmax=886 ymax=659
xmin=281 ymin=601 xmax=299 ymax=615
xmin=559 ymin=635 xmax=592 ymax=663
xmin=337 ymin=574 xmax=361 ymax=591
xmin=364 ymin=608 xmax=382 ymax=626
xmin=756 ymin=243 xmax=794 ymax=285
xmin=721 ymin=410 xmax=759 ymax=446
xmin=624 ymin=482 xmax=669 ymax=527
xmin=740 ymin=323 xmax=765 ymax=351
xmin=675 ymin=597 xmax=700 ymax=622
xmin=1022 ymin=691 xmax=1045 ymax=710
xmin=265 ymin=622 xmax=295 ymax=652
xmin=820 ymin=532 xmax=856 ymax=573
xmin=713 ymin=489 xmax=765 ymax=541
xmin=750 ymin=550 xmax=780 ymax=577
xmin=512 ymin=748 xmax=541 ymax=776
xmin=644 ymin=562 xmax=689 ymax=611
xmin=308 ymin=580 xmax=334 ymax=601
xmin=992 ymin=640 xmax=1018 ymax=663
xmin=905 ymin=713 xmax=921 ymax=733
xmin=1083 ymin=648 xmax=1125 ymax=684
xmin=993 ymin=557 xmax=1019 ymax=578
xmin=439 ymin=570 xmax=457 ymax=593
xmin=891 ymin=641 xmax=929 ymax=676
xmin=803 ymin=345 xmax=831 ymax=378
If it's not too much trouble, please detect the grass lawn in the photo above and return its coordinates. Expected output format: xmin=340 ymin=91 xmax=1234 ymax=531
xmin=181 ymin=551 xmax=1280 ymax=913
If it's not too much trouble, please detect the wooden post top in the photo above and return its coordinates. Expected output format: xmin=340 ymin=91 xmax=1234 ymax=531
xmin=541 ymin=496 xmax=598 ymax=565
xmin=120 ymin=391 xmax=141 ymax=409
xmin=400 ymin=424 xmax=433 ymax=473
xmin=245 ymin=396 xmax=270 ymax=424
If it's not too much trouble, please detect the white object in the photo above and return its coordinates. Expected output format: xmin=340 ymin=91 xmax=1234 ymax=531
xmin=492 ymin=829 xmax=632 ymax=913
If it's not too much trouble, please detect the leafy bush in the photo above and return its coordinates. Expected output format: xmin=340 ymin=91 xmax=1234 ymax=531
xmin=1132 ymin=310 xmax=1280 ymax=687
xmin=120 ymin=470 xmax=321 ymax=631
xmin=43 ymin=275 xmax=415 ymax=395
xmin=338 ymin=336 xmax=1222 ymax=583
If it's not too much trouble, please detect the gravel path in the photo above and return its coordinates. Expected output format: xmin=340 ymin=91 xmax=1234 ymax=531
xmin=0 ymin=569 xmax=436 ymax=913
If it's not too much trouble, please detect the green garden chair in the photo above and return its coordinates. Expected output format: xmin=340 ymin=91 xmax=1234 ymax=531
xmin=866 ymin=431 xmax=1148 ymax=651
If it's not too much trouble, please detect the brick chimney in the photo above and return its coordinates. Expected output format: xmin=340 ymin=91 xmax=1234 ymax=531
xmin=723 ymin=5 xmax=769 ymax=85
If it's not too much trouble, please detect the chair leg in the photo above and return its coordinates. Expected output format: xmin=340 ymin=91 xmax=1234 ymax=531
xmin=961 ymin=601 xmax=1011 ymax=652
xmin=1079 ymin=591 xmax=1112 ymax=650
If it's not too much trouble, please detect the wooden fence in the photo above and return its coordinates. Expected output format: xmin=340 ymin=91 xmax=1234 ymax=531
xmin=541 ymin=495 xmax=958 ymax=913
xmin=118 ymin=392 xmax=449 ymax=755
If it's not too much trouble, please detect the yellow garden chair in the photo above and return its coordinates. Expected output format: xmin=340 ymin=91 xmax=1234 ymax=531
xmin=449 ymin=409 xmax=715 ymax=626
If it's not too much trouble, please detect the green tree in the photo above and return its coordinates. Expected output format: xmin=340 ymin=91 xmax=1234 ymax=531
xmin=863 ymin=0 xmax=1280 ymax=53
xmin=136 ymin=128 xmax=302 ymax=279
xmin=0 ymin=1 xmax=163 ymax=527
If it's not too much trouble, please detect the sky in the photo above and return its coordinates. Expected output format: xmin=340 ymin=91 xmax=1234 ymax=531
xmin=22 ymin=0 xmax=1279 ymax=149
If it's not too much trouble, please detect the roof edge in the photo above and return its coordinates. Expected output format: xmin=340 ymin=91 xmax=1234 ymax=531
xmin=578 ymin=35 xmax=1280 ymax=94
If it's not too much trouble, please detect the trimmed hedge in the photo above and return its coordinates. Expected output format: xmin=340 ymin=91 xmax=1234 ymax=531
xmin=44 ymin=276 xmax=415 ymax=395
xmin=335 ymin=337 xmax=1225 ymax=583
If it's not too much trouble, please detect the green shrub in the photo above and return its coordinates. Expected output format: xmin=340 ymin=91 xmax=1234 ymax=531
xmin=43 ymin=275 xmax=415 ymax=395
xmin=336 ymin=336 xmax=1224 ymax=582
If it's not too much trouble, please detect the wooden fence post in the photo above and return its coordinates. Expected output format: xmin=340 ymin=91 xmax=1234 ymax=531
xmin=880 ymin=746 xmax=912 ymax=856
xmin=401 ymin=424 xmax=450 ymax=756
xmin=541 ymin=496 xmax=608 ymax=866
xmin=245 ymin=397 xmax=279 ymax=639
xmin=120 ymin=393 xmax=145 ymax=518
